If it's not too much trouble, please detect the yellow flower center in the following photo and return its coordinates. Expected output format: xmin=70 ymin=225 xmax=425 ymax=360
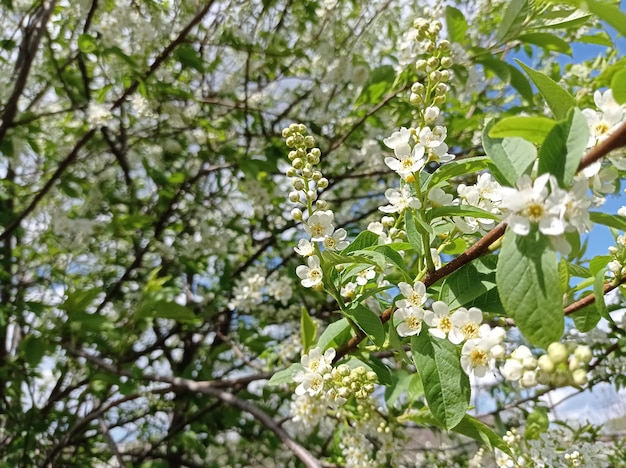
xmin=593 ymin=121 xmax=610 ymax=135
xmin=406 ymin=316 xmax=422 ymax=331
xmin=470 ymin=348 xmax=488 ymax=368
xmin=462 ymin=323 xmax=479 ymax=339
xmin=401 ymin=158 xmax=414 ymax=170
xmin=311 ymin=224 xmax=324 ymax=237
xmin=439 ymin=316 xmax=452 ymax=333
xmin=524 ymin=202 xmax=544 ymax=222
xmin=309 ymin=269 xmax=322 ymax=281
xmin=409 ymin=292 xmax=423 ymax=306
xmin=323 ymin=237 xmax=337 ymax=249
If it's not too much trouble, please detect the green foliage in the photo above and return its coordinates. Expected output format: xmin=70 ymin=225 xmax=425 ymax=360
xmin=411 ymin=332 xmax=470 ymax=430
xmin=483 ymin=120 xmax=537 ymax=186
xmin=496 ymin=230 xmax=564 ymax=348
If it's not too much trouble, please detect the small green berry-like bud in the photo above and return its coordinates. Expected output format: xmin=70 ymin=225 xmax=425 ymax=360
xmin=415 ymin=59 xmax=427 ymax=71
xmin=286 ymin=136 xmax=296 ymax=147
xmin=433 ymin=95 xmax=446 ymax=106
xmin=411 ymin=82 xmax=425 ymax=94
xmin=311 ymin=171 xmax=322 ymax=181
xmin=537 ymin=354 xmax=555 ymax=373
xmin=316 ymin=199 xmax=328 ymax=210
xmin=317 ymin=177 xmax=329 ymax=189
xmin=304 ymin=135 xmax=315 ymax=147
xmin=301 ymin=167 xmax=312 ymax=178
xmin=572 ymin=369 xmax=588 ymax=386
xmin=281 ymin=128 xmax=291 ymax=138
xmin=429 ymin=70 xmax=442 ymax=82
xmin=409 ymin=93 xmax=423 ymax=105
xmin=440 ymin=70 xmax=450 ymax=82
xmin=574 ymin=345 xmax=592 ymax=364
xmin=286 ymin=167 xmax=296 ymax=177
xmin=289 ymin=191 xmax=300 ymax=203
xmin=297 ymin=123 xmax=306 ymax=133
xmin=292 ymin=158 xmax=303 ymax=169
xmin=438 ymin=40 xmax=450 ymax=52
xmin=307 ymin=189 xmax=317 ymax=201
xmin=547 ymin=342 xmax=569 ymax=364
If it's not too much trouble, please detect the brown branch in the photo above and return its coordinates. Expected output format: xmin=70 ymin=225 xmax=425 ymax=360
xmin=189 ymin=386 xmax=322 ymax=468
xmin=564 ymin=276 xmax=626 ymax=316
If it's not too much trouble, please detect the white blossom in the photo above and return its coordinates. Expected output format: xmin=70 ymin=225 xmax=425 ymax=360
xmin=379 ymin=185 xmax=422 ymax=213
xmin=397 ymin=281 xmax=428 ymax=309
xmin=395 ymin=306 xmax=425 ymax=337
xmin=304 ymin=210 xmax=335 ymax=241
xmin=296 ymin=255 xmax=323 ymax=288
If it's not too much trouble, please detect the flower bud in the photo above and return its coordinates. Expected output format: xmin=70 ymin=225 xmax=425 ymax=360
xmin=537 ymin=354 xmax=555 ymax=373
xmin=292 ymin=158 xmax=303 ymax=169
xmin=440 ymin=57 xmax=453 ymax=69
xmin=440 ymin=70 xmax=450 ymax=82
xmin=317 ymin=177 xmax=329 ymax=189
xmin=438 ymin=40 xmax=450 ymax=52
xmin=424 ymin=105 xmax=440 ymax=123
xmin=286 ymin=136 xmax=296 ymax=147
xmin=411 ymin=82 xmax=425 ymax=94
xmin=547 ymin=342 xmax=568 ymax=364
xmin=381 ymin=216 xmax=395 ymax=227
xmin=410 ymin=93 xmax=423 ymax=105
xmin=572 ymin=369 xmax=588 ymax=386
xmin=286 ymin=167 xmax=296 ymax=177
xmin=291 ymin=208 xmax=303 ymax=220
xmin=433 ymin=95 xmax=446 ymax=106
xmin=292 ymin=178 xmax=305 ymax=190
xmin=281 ymin=128 xmax=291 ymax=138
xmin=427 ymin=57 xmax=439 ymax=70
xmin=552 ymin=371 xmax=570 ymax=387
xmin=297 ymin=123 xmax=306 ymax=133
xmin=304 ymin=135 xmax=315 ymax=147
xmin=574 ymin=345 xmax=592 ymax=364
xmin=429 ymin=70 xmax=442 ymax=82
xmin=536 ymin=370 xmax=551 ymax=385
xmin=301 ymin=167 xmax=312 ymax=178
xmin=415 ymin=59 xmax=427 ymax=71
xmin=316 ymin=200 xmax=328 ymax=210
xmin=307 ymin=190 xmax=317 ymax=201
xmin=435 ymin=83 xmax=448 ymax=95
xmin=289 ymin=191 xmax=300 ymax=203
xmin=311 ymin=170 xmax=322 ymax=181
xmin=520 ymin=370 xmax=537 ymax=388
xmin=491 ymin=344 xmax=506 ymax=360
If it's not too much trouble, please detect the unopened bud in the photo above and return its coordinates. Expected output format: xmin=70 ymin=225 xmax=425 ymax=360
xmin=572 ymin=369 xmax=588 ymax=386
xmin=547 ymin=342 xmax=568 ymax=364
xmin=291 ymin=208 xmax=303 ymax=220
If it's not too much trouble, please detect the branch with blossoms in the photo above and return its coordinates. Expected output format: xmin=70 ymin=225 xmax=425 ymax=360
xmin=272 ymin=10 xmax=626 ymax=466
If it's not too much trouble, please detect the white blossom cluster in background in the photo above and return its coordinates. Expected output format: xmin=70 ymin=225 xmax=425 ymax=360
xmin=227 ymin=266 xmax=293 ymax=313
xmin=494 ymin=426 xmax=612 ymax=468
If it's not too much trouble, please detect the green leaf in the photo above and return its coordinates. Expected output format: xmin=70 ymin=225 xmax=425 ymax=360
xmin=559 ymin=257 xmax=569 ymax=294
xmin=489 ymin=116 xmax=556 ymax=144
xmin=61 ymin=288 xmax=102 ymax=313
xmin=367 ymin=355 xmax=393 ymax=386
xmin=517 ymin=61 xmax=575 ymax=120
xmin=557 ymin=0 xmax=626 ymax=37
xmin=136 ymin=301 xmax=199 ymax=323
xmin=385 ymin=370 xmax=412 ymax=407
xmin=445 ymin=6 xmax=468 ymax=44
xmin=496 ymin=0 xmax=529 ymax=42
xmin=20 ymin=335 xmax=49 ymax=367
xmin=425 ymin=157 xmax=491 ymax=189
xmin=589 ymin=212 xmax=626 ymax=231
xmin=571 ymin=303 xmax=601 ymax=332
xmin=317 ymin=318 xmax=352 ymax=351
xmin=342 ymin=230 xmax=379 ymax=254
xmin=411 ymin=332 xmax=470 ymax=430
xmin=77 ymin=34 xmax=98 ymax=53
xmin=405 ymin=210 xmax=424 ymax=255
xmin=482 ymin=120 xmax=537 ymax=186
xmin=518 ymin=33 xmax=572 ymax=55
xmin=439 ymin=256 xmax=501 ymax=311
xmin=528 ymin=9 xmax=590 ymax=29
xmin=428 ymin=205 xmax=501 ymax=222
xmin=576 ymin=32 xmax=612 ymax=47
xmin=477 ymin=56 xmax=510 ymax=82
xmin=496 ymin=229 xmax=563 ymax=348
xmin=507 ymin=64 xmax=534 ymax=103
xmin=537 ymin=108 xmax=588 ymax=187
xmin=452 ymin=414 xmax=512 ymax=454
xmin=175 ymin=44 xmax=204 ymax=72
xmin=374 ymin=245 xmax=410 ymax=281
xmin=301 ymin=308 xmax=318 ymax=353
xmin=611 ymin=68 xmax=626 ymax=104
xmin=589 ymin=255 xmax=611 ymax=277
xmin=344 ymin=304 xmax=385 ymax=347
xmin=268 ymin=363 xmax=303 ymax=386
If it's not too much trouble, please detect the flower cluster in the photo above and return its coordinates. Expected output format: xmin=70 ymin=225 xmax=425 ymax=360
xmin=608 ymin=233 xmax=626 ymax=278
xmin=284 ymin=124 xmax=351 ymax=288
xmin=499 ymin=174 xmax=593 ymax=250
xmin=293 ymin=347 xmax=377 ymax=405
xmin=501 ymin=342 xmax=591 ymax=389
xmin=393 ymin=281 xmax=505 ymax=377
